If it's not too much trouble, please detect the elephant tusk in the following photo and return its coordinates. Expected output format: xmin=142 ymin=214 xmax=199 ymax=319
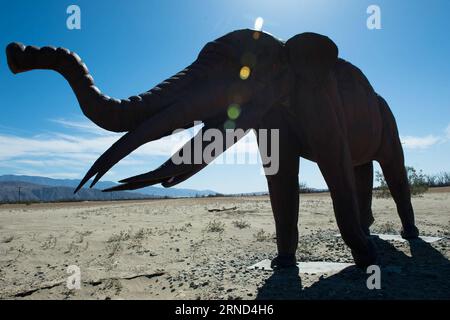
xmin=101 ymin=105 xmax=263 ymax=193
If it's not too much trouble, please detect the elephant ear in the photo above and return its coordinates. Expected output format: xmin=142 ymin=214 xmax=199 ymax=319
xmin=285 ymin=32 xmax=338 ymax=87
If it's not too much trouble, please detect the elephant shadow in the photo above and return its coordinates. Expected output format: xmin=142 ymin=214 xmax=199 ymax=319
xmin=256 ymin=238 xmax=450 ymax=299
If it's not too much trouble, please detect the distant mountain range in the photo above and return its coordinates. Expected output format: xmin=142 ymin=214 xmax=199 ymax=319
xmin=0 ymin=175 xmax=217 ymax=202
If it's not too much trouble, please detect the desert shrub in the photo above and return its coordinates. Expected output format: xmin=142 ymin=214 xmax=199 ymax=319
xmin=207 ymin=193 xmax=224 ymax=197
xmin=253 ymin=229 xmax=273 ymax=242
xmin=376 ymin=221 xmax=397 ymax=234
xmin=299 ymin=182 xmax=313 ymax=193
xmin=107 ymin=230 xmax=130 ymax=243
xmin=232 ymin=220 xmax=250 ymax=229
xmin=204 ymin=220 xmax=225 ymax=233
xmin=133 ymin=228 xmax=146 ymax=240
xmin=427 ymin=172 xmax=450 ymax=187
xmin=374 ymin=171 xmax=391 ymax=199
xmin=407 ymin=167 xmax=429 ymax=196
xmin=375 ymin=166 xmax=428 ymax=198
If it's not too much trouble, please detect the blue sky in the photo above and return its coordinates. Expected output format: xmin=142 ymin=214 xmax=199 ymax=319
xmin=1 ymin=0 xmax=449 ymax=194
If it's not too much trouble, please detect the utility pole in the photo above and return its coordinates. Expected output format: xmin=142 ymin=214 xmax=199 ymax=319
xmin=18 ymin=186 xmax=21 ymax=203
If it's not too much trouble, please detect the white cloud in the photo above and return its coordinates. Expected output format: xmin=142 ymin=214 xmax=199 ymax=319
xmin=0 ymin=119 xmax=198 ymax=162
xmin=0 ymin=119 xmax=261 ymax=180
xmin=401 ymin=135 xmax=441 ymax=150
xmin=50 ymin=118 xmax=112 ymax=136
xmin=400 ymin=123 xmax=450 ymax=150
xmin=0 ymin=119 xmax=198 ymax=180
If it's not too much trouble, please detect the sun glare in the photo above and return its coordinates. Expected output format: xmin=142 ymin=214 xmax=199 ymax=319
xmin=254 ymin=17 xmax=264 ymax=31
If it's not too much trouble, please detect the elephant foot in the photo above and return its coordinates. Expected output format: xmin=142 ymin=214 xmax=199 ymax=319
xmin=401 ymin=225 xmax=419 ymax=240
xmin=351 ymin=239 xmax=378 ymax=269
xmin=270 ymin=254 xmax=297 ymax=269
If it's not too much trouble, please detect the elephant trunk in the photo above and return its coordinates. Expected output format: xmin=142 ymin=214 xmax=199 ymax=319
xmin=5 ymin=42 xmax=206 ymax=133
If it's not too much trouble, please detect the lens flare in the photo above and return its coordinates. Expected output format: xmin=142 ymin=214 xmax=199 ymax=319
xmin=224 ymin=120 xmax=236 ymax=130
xmin=240 ymin=66 xmax=251 ymax=80
xmin=227 ymin=104 xmax=241 ymax=120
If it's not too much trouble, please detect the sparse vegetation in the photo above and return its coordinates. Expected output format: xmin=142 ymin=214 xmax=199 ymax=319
xmin=299 ymin=182 xmax=314 ymax=193
xmin=204 ymin=220 xmax=225 ymax=233
xmin=427 ymin=172 xmax=450 ymax=187
xmin=375 ymin=166 xmax=429 ymax=198
xmin=107 ymin=230 xmax=130 ymax=243
xmin=0 ymin=192 xmax=448 ymax=299
xmin=376 ymin=221 xmax=397 ymax=234
xmin=207 ymin=193 xmax=224 ymax=197
xmin=106 ymin=241 xmax=122 ymax=258
xmin=374 ymin=171 xmax=391 ymax=199
xmin=232 ymin=220 xmax=250 ymax=229
xmin=133 ymin=228 xmax=146 ymax=240
xmin=253 ymin=229 xmax=273 ymax=242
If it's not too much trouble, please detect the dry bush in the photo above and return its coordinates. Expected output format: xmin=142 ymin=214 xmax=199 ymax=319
xmin=204 ymin=220 xmax=225 ymax=233
xmin=107 ymin=230 xmax=130 ymax=243
xmin=133 ymin=228 xmax=146 ymax=240
xmin=375 ymin=166 xmax=429 ymax=198
xmin=427 ymin=172 xmax=450 ymax=187
xmin=232 ymin=220 xmax=250 ymax=229
xmin=253 ymin=229 xmax=273 ymax=242
xmin=376 ymin=221 xmax=397 ymax=234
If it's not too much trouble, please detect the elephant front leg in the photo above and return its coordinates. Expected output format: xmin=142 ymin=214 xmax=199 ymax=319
xmin=266 ymin=166 xmax=300 ymax=268
xmin=257 ymin=110 xmax=300 ymax=269
xmin=317 ymin=147 xmax=377 ymax=269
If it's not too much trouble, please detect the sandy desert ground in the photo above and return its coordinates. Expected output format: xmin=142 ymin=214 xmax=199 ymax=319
xmin=0 ymin=189 xmax=449 ymax=300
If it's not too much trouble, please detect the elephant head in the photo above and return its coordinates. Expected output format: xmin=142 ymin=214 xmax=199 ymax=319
xmin=5 ymin=29 xmax=336 ymax=193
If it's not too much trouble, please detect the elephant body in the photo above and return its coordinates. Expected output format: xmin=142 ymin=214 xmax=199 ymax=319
xmin=6 ymin=29 xmax=419 ymax=268
xmin=259 ymin=54 xmax=418 ymax=267
xmin=285 ymin=58 xmax=384 ymax=165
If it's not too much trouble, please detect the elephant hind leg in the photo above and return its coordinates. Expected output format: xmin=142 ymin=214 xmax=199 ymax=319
xmin=354 ymin=162 xmax=374 ymax=236
xmin=379 ymin=155 xmax=419 ymax=239
xmin=317 ymin=152 xmax=377 ymax=268
xmin=376 ymin=98 xmax=419 ymax=239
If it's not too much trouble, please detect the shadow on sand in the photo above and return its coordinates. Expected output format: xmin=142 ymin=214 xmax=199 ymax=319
xmin=256 ymin=238 xmax=450 ymax=299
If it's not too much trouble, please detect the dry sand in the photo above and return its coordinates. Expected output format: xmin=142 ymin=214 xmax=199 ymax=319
xmin=0 ymin=189 xmax=449 ymax=300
